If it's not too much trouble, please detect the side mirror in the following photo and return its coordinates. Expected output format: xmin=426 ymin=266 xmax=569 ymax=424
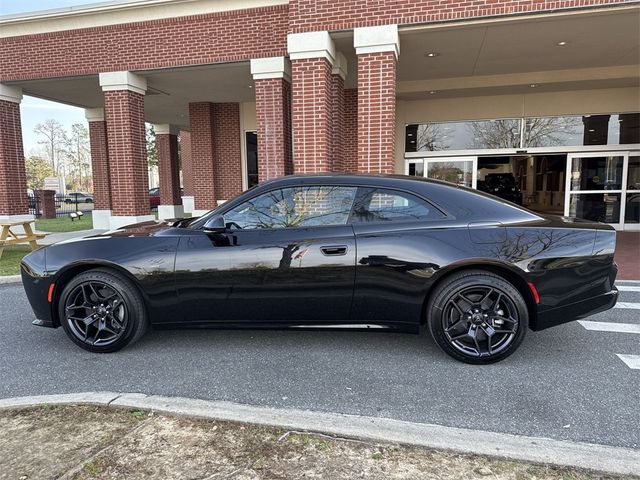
xmin=203 ymin=215 xmax=226 ymax=233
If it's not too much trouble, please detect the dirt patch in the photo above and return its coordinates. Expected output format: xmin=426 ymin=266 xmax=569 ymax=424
xmin=0 ymin=405 xmax=634 ymax=480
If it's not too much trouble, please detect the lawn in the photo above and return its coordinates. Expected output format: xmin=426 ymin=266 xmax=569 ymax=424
xmin=35 ymin=213 xmax=93 ymax=233
xmin=0 ymin=245 xmax=31 ymax=276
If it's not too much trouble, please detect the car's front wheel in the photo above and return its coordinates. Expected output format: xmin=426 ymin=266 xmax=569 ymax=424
xmin=58 ymin=268 xmax=147 ymax=353
xmin=427 ymin=270 xmax=528 ymax=364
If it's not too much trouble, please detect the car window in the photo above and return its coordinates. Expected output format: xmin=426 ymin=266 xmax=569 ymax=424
xmin=224 ymin=186 xmax=357 ymax=230
xmin=351 ymin=188 xmax=445 ymax=223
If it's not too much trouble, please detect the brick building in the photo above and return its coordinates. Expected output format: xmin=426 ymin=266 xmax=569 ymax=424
xmin=0 ymin=0 xmax=638 ymax=230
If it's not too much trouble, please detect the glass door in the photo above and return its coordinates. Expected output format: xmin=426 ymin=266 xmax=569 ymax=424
xmin=624 ymin=153 xmax=640 ymax=231
xmin=565 ymin=152 xmax=627 ymax=229
xmin=407 ymin=157 xmax=477 ymax=188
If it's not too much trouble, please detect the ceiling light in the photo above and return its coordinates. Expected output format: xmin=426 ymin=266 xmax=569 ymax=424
xmin=425 ymin=52 xmax=439 ymax=57
xmin=556 ymin=41 xmax=569 ymax=46
xmin=429 ymin=90 xmax=437 ymax=95
xmin=529 ymin=84 xmax=539 ymax=88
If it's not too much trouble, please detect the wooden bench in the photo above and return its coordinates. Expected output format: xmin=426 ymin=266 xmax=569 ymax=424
xmin=0 ymin=220 xmax=48 ymax=260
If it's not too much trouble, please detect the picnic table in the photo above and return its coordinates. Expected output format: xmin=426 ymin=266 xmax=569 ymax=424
xmin=0 ymin=220 xmax=48 ymax=260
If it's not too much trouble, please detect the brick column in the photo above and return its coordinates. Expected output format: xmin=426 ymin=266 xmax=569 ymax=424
xmin=85 ymin=108 xmax=111 ymax=229
xmin=344 ymin=88 xmax=358 ymax=173
xmin=330 ymin=52 xmax=347 ymax=172
xmin=288 ymin=31 xmax=335 ymax=173
xmin=36 ymin=190 xmax=56 ymax=219
xmin=251 ymin=57 xmax=293 ymax=182
xmin=179 ymin=130 xmax=194 ymax=213
xmin=212 ymin=103 xmax=242 ymax=203
xmin=99 ymin=71 xmax=154 ymax=230
xmin=188 ymin=102 xmax=217 ymax=216
xmin=154 ymin=124 xmax=184 ymax=221
xmin=354 ymin=25 xmax=399 ymax=174
xmin=0 ymin=85 xmax=30 ymax=221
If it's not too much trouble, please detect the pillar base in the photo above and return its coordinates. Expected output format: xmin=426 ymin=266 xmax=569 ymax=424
xmin=108 ymin=215 xmax=155 ymax=230
xmin=0 ymin=214 xmax=35 ymax=234
xmin=182 ymin=195 xmax=195 ymax=214
xmin=158 ymin=205 xmax=184 ymax=221
xmin=92 ymin=209 xmax=112 ymax=230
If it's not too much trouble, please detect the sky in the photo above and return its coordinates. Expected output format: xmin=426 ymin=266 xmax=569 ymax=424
xmin=0 ymin=0 xmax=106 ymax=156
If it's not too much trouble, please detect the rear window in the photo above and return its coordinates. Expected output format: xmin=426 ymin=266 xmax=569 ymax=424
xmin=351 ymin=188 xmax=445 ymax=223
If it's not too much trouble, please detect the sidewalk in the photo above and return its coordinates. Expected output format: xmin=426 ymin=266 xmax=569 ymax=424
xmin=616 ymin=232 xmax=640 ymax=281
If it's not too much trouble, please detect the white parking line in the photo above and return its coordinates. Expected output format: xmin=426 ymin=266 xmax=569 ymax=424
xmin=616 ymin=286 xmax=640 ymax=292
xmin=614 ymin=302 xmax=640 ymax=310
xmin=616 ymin=354 xmax=640 ymax=370
xmin=578 ymin=321 xmax=640 ymax=334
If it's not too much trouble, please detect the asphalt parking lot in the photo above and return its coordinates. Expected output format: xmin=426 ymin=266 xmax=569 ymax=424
xmin=0 ymin=281 xmax=638 ymax=450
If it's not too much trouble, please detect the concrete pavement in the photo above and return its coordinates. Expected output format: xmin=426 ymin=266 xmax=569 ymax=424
xmin=0 ymin=281 xmax=638 ymax=451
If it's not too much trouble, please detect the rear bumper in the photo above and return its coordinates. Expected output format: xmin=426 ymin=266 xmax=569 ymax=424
xmin=533 ymin=288 xmax=618 ymax=331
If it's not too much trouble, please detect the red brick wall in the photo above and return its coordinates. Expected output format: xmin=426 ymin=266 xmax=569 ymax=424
xmin=330 ymin=73 xmax=345 ymax=172
xmin=156 ymin=133 xmax=181 ymax=205
xmin=104 ymin=90 xmax=149 ymax=216
xmin=255 ymin=77 xmax=293 ymax=181
xmin=0 ymin=99 xmax=28 ymax=216
xmin=289 ymin=0 xmax=633 ymax=32
xmin=179 ymin=131 xmax=193 ymax=197
xmin=212 ymin=103 xmax=243 ymax=201
xmin=0 ymin=5 xmax=288 ymax=82
xmin=357 ymin=52 xmax=396 ymax=174
xmin=189 ymin=103 xmax=217 ymax=211
xmin=343 ymin=88 xmax=358 ymax=173
xmin=291 ymin=58 xmax=333 ymax=173
xmin=88 ymin=120 xmax=111 ymax=210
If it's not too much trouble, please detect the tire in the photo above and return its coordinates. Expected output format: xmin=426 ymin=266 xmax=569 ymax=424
xmin=58 ymin=268 xmax=148 ymax=353
xmin=427 ymin=270 xmax=528 ymax=364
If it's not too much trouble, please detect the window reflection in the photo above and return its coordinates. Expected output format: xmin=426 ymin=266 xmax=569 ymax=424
xmin=569 ymin=193 xmax=621 ymax=223
xmin=406 ymin=113 xmax=639 ymax=152
xmin=570 ymin=156 xmax=623 ymax=191
xmin=225 ymin=186 xmax=357 ymax=230
xmin=427 ymin=161 xmax=473 ymax=187
xmin=625 ymin=156 xmax=640 ymax=223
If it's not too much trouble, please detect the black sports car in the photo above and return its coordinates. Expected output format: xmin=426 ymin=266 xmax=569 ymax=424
xmin=21 ymin=174 xmax=618 ymax=364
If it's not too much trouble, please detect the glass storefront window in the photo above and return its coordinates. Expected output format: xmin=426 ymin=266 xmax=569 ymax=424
xmin=426 ymin=160 xmax=474 ymax=187
xmin=245 ymin=132 xmax=258 ymax=188
xmin=524 ymin=114 xmax=640 ymax=148
xmin=406 ymin=113 xmax=639 ymax=152
xmin=408 ymin=161 xmax=424 ymax=176
xmin=569 ymin=193 xmax=621 ymax=223
xmin=406 ymin=119 xmax=521 ymax=152
xmin=569 ymin=156 xmax=623 ymax=191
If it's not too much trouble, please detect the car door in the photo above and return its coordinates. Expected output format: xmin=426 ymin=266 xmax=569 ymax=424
xmin=174 ymin=184 xmax=358 ymax=325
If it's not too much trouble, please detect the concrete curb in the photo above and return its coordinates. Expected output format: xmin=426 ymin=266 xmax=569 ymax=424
xmin=0 ymin=275 xmax=21 ymax=284
xmin=0 ymin=392 xmax=637 ymax=476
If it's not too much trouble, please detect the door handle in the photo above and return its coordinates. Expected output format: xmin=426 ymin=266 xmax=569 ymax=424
xmin=320 ymin=245 xmax=348 ymax=256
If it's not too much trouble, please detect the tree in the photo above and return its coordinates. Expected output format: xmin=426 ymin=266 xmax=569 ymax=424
xmin=65 ymin=123 xmax=91 ymax=191
xmin=25 ymin=155 xmax=55 ymax=190
xmin=415 ymin=124 xmax=447 ymax=151
xmin=34 ymin=119 xmax=67 ymax=175
xmin=146 ymin=124 xmax=157 ymax=167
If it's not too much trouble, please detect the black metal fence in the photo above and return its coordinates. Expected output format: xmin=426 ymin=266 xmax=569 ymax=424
xmin=27 ymin=193 xmax=94 ymax=218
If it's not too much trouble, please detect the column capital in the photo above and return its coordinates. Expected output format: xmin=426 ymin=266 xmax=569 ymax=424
xmin=99 ymin=71 xmax=147 ymax=95
xmin=0 ymin=84 xmax=23 ymax=103
xmin=154 ymin=124 xmax=179 ymax=135
xmin=332 ymin=52 xmax=348 ymax=80
xmin=287 ymin=31 xmax=335 ymax=65
xmin=84 ymin=107 xmax=105 ymax=122
xmin=354 ymin=24 xmax=400 ymax=59
xmin=250 ymin=57 xmax=292 ymax=82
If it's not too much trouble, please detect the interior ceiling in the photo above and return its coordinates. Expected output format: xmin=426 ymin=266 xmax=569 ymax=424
xmin=15 ymin=7 xmax=639 ymax=128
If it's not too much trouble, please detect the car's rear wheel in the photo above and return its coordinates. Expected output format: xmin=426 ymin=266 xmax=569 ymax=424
xmin=427 ymin=270 xmax=527 ymax=364
xmin=59 ymin=269 xmax=147 ymax=353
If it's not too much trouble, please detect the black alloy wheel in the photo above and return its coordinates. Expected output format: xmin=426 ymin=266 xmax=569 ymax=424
xmin=59 ymin=269 xmax=147 ymax=353
xmin=427 ymin=271 xmax=528 ymax=364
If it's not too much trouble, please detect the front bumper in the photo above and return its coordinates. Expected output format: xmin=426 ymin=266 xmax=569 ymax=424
xmin=533 ymin=288 xmax=618 ymax=331
xmin=21 ymin=266 xmax=57 ymax=328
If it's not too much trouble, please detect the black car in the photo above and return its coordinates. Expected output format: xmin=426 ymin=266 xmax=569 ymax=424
xmin=21 ymin=174 xmax=618 ymax=364
xmin=478 ymin=173 xmax=523 ymax=205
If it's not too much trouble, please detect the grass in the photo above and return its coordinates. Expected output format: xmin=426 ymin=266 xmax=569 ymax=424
xmin=35 ymin=213 xmax=93 ymax=233
xmin=0 ymin=245 xmax=31 ymax=276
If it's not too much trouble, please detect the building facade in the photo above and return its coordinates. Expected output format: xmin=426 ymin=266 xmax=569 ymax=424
xmin=0 ymin=0 xmax=638 ymax=230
